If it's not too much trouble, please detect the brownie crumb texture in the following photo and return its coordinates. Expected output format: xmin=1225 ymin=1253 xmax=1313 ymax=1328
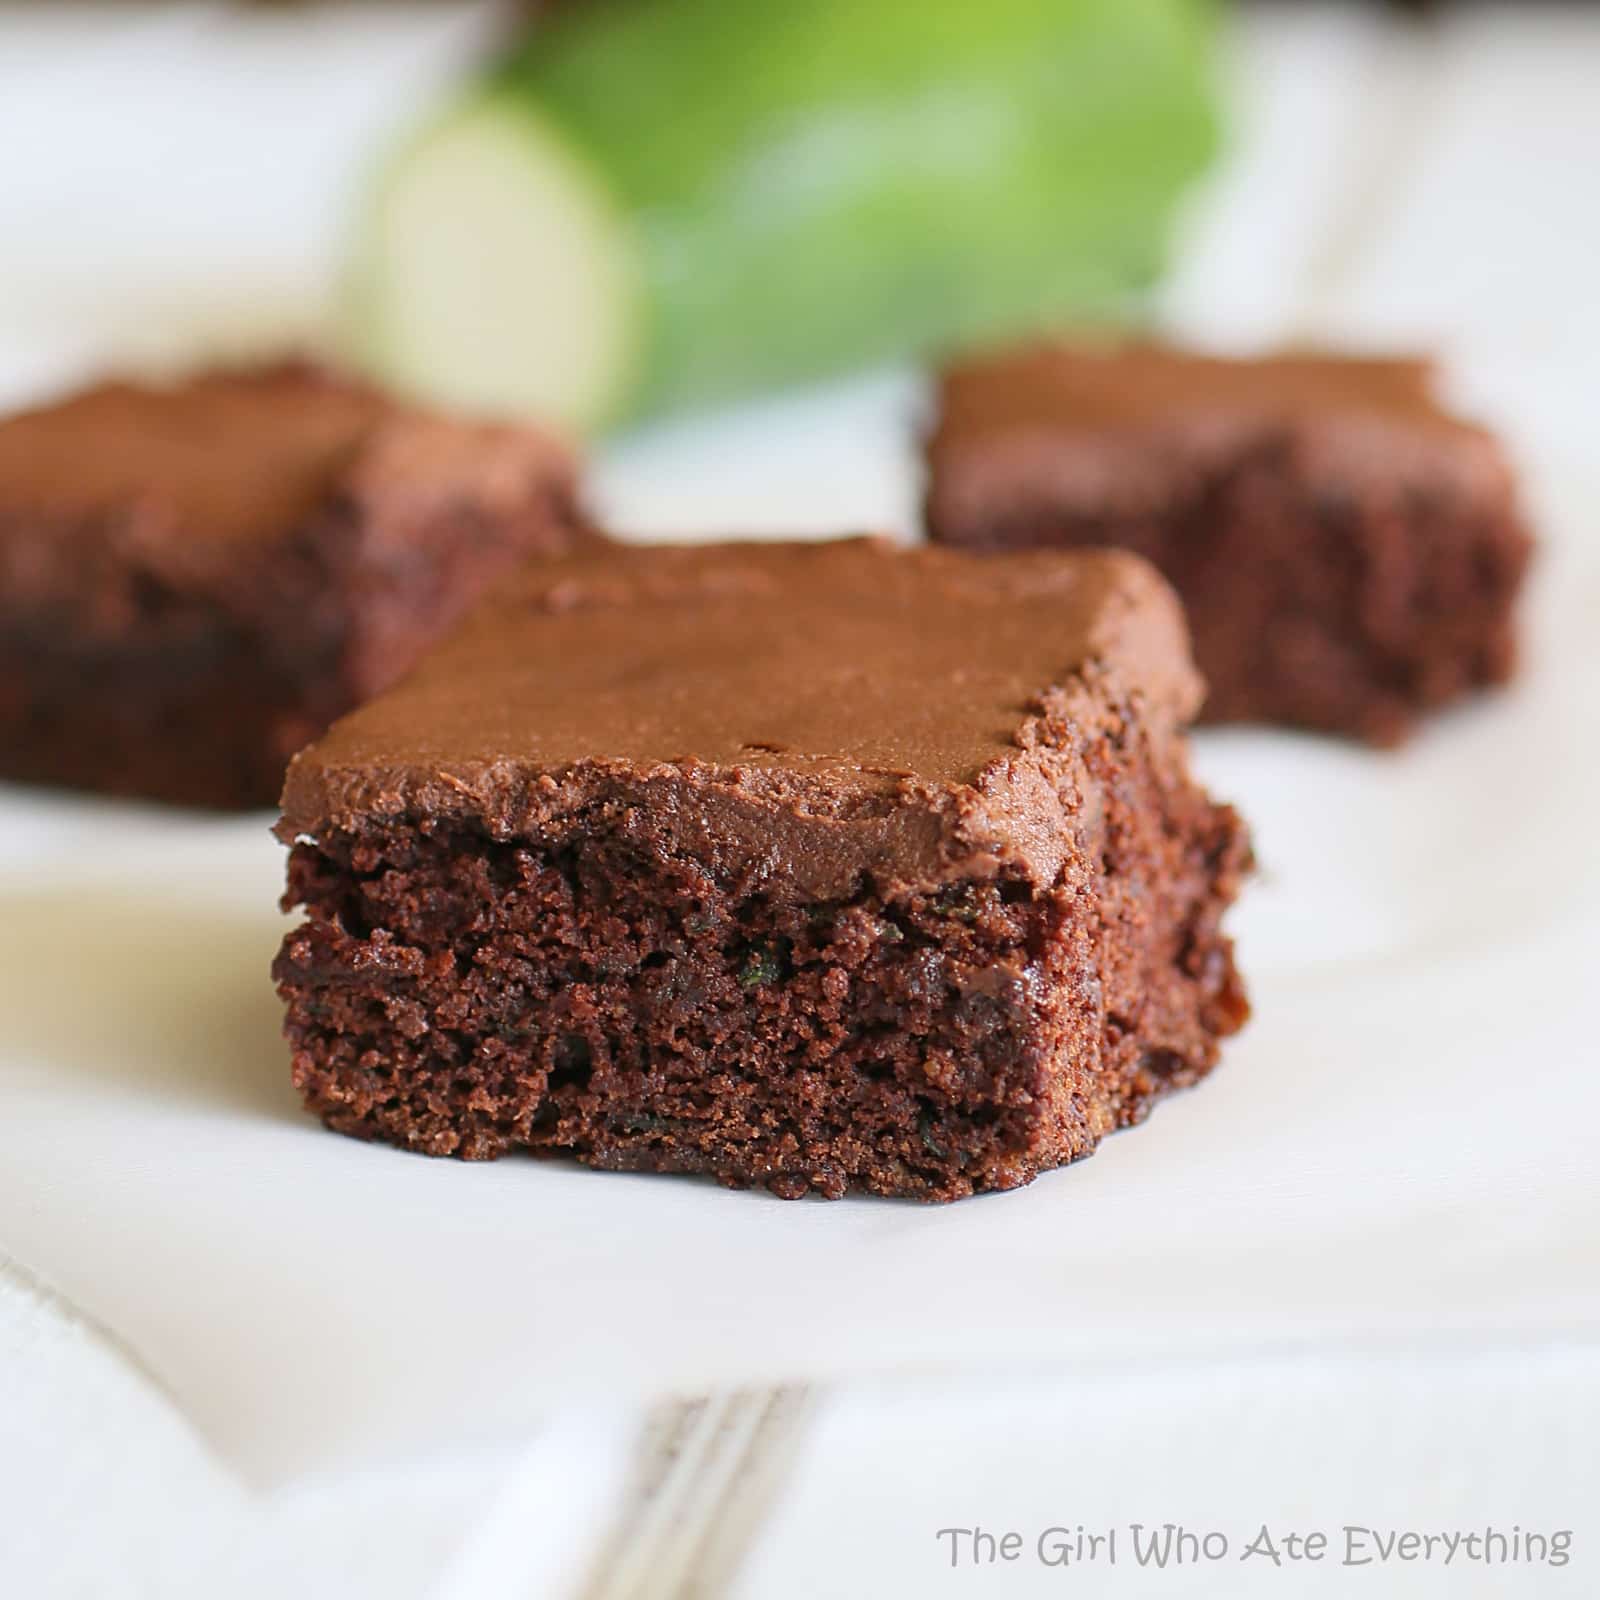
xmin=276 ymin=672 xmax=1248 ymax=1199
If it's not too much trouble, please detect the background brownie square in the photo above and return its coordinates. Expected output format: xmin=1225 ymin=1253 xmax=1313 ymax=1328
xmin=924 ymin=342 xmax=1535 ymax=746
xmin=274 ymin=538 xmax=1250 ymax=1201
xmin=0 ymin=363 xmax=584 ymax=809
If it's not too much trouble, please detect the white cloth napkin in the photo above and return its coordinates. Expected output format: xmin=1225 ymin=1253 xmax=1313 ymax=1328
xmin=2 ymin=410 xmax=1595 ymax=1483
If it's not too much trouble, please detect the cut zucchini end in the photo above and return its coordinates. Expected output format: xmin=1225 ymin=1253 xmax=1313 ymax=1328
xmin=348 ymin=96 xmax=642 ymax=433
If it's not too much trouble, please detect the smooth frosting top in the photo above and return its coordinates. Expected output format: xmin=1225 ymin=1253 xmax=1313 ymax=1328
xmin=925 ymin=341 xmax=1514 ymax=535
xmin=281 ymin=538 xmax=1199 ymax=896
xmin=0 ymin=365 xmax=386 ymax=543
xmin=933 ymin=340 xmax=1470 ymax=442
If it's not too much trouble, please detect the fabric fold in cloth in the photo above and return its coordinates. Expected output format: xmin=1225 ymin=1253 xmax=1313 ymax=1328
xmin=1 ymin=461 xmax=1595 ymax=1483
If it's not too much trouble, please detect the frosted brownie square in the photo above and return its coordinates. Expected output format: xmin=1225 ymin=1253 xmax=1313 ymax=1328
xmin=925 ymin=342 xmax=1533 ymax=745
xmin=274 ymin=538 xmax=1250 ymax=1200
xmin=0 ymin=364 xmax=583 ymax=808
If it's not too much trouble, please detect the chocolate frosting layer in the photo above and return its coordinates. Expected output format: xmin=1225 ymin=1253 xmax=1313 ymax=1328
xmin=0 ymin=365 xmax=383 ymax=543
xmin=0 ymin=364 xmax=582 ymax=629
xmin=281 ymin=539 xmax=1200 ymax=897
xmin=935 ymin=341 xmax=1464 ymax=437
xmin=0 ymin=363 xmax=577 ymax=553
xmin=928 ymin=341 xmax=1514 ymax=535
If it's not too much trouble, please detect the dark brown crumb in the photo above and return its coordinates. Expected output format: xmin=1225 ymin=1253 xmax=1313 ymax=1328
xmin=275 ymin=674 xmax=1250 ymax=1201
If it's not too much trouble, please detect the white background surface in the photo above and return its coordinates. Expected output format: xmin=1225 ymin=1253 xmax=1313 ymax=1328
xmin=1 ymin=4 xmax=1597 ymax=1596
